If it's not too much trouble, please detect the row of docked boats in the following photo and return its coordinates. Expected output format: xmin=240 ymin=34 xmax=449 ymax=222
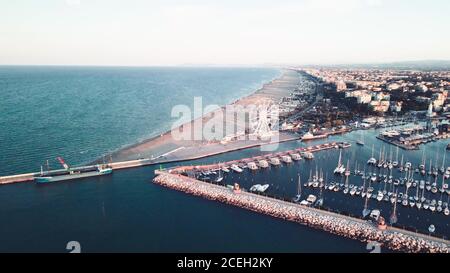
xmin=222 ymin=152 xmax=314 ymax=173
xmin=304 ymin=166 xmax=450 ymax=216
xmin=293 ymin=174 xmax=323 ymax=207
xmin=367 ymin=145 xmax=450 ymax=178
xmin=195 ymin=152 xmax=313 ymax=183
xmin=215 ymin=142 xmax=350 ymax=175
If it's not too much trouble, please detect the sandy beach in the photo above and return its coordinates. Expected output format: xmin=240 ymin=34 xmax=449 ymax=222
xmin=104 ymin=69 xmax=301 ymax=163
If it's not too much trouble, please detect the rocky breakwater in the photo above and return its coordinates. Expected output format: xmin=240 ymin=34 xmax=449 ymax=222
xmin=153 ymin=172 xmax=449 ymax=253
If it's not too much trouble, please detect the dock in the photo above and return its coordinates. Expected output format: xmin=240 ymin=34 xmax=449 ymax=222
xmin=153 ymin=171 xmax=449 ymax=253
xmin=165 ymin=141 xmax=350 ymax=174
xmin=0 ymin=158 xmax=158 ymax=185
xmin=377 ymin=131 xmax=450 ymax=150
xmin=376 ymin=135 xmax=420 ymax=150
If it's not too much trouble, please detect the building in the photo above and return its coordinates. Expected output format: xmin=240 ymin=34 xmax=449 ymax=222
xmin=390 ymin=101 xmax=403 ymax=112
xmin=336 ymin=80 xmax=347 ymax=92
xmin=370 ymin=100 xmax=390 ymax=113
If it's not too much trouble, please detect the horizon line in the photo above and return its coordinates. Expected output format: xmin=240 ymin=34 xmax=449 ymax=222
xmin=1 ymin=59 xmax=450 ymax=68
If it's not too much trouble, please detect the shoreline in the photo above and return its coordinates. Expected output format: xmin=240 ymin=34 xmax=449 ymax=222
xmin=1 ymin=68 xmax=297 ymax=183
xmin=94 ymin=69 xmax=284 ymax=161
xmin=0 ymin=69 xmax=307 ymax=185
xmin=99 ymin=69 xmax=301 ymax=164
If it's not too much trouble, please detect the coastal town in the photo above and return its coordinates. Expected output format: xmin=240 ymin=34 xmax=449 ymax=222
xmin=275 ymin=68 xmax=450 ymax=149
xmin=2 ymin=66 xmax=450 ymax=254
xmin=148 ymin=66 xmax=450 ymax=253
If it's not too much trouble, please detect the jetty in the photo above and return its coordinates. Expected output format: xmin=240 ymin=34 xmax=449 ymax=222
xmin=153 ymin=171 xmax=449 ymax=253
xmin=0 ymin=159 xmax=152 ymax=185
xmin=163 ymin=141 xmax=350 ymax=174
xmin=377 ymin=130 xmax=450 ymax=150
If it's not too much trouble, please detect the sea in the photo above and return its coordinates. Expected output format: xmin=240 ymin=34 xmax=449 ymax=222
xmin=0 ymin=66 xmax=447 ymax=253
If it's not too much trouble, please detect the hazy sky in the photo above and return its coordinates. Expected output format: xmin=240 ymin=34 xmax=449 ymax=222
xmin=1 ymin=0 xmax=449 ymax=66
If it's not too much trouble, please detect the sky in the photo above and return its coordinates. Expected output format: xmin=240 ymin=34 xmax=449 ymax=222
xmin=0 ymin=0 xmax=449 ymax=66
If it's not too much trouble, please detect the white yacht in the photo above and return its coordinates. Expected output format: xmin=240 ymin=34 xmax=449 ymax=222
xmin=247 ymin=162 xmax=258 ymax=171
xmin=269 ymin=157 xmax=281 ymax=166
xmin=230 ymin=164 xmax=243 ymax=173
xmin=258 ymin=160 xmax=269 ymax=168
xmin=281 ymin=155 xmax=292 ymax=164
xmin=250 ymin=184 xmax=269 ymax=193
xmin=376 ymin=191 xmax=384 ymax=202
xmin=301 ymin=152 xmax=314 ymax=160
xmin=306 ymin=194 xmax=317 ymax=204
xmin=334 ymin=150 xmax=346 ymax=175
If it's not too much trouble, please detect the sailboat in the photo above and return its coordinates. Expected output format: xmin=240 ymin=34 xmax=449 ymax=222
xmin=389 ymin=190 xmax=398 ymax=225
xmin=377 ymin=146 xmax=384 ymax=168
xmin=415 ymin=180 xmax=420 ymax=201
xmin=428 ymin=224 xmax=436 ymax=233
xmin=356 ymin=130 xmax=364 ymax=146
xmin=421 ymin=180 xmax=426 ymax=203
xmin=444 ymin=194 xmax=449 ymax=216
xmin=293 ymin=174 xmax=302 ymax=203
xmin=361 ymin=168 xmax=367 ymax=198
xmin=392 ymin=147 xmax=399 ymax=168
xmin=440 ymin=173 xmax=446 ymax=194
xmin=399 ymin=154 xmax=404 ymax=172
xmin=419 ymin=150 xmax=426 ymax=176
xmin=367 ymin=144 xmax=377 ymax=165
xmin=334 ymin=150 xmax=346 ymax=175
xmin=316 ymin=173 xmax=325 ymax=207
xmin=440 ymin=152 xmax=446 ymax=174
xmin=216 ymin=168 xmax=224 ymax=182
xmin=344 ymin=160 xmax=351 ymax=177
xmin=362 ymin=186 xmax=371 ymax=217
xmin=428 ymin=158 xmax=433 ymax=176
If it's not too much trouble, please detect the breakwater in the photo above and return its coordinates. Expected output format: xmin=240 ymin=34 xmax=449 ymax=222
xmin=153 ymin=171 xmax=449 ymax=253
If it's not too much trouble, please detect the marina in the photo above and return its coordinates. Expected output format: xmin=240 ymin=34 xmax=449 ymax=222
xmin=162 ymin=133 xmax=450 ymax=241
xmin=153 ymin=171 xmax=449 ymax=253
xmin=376 ymin=122 xmax=450 ymax=150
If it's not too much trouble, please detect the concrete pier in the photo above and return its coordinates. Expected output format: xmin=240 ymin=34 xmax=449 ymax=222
xmin=153 ymin=171 xmax=449 ymax=253
xmin=0 ymin=159 xmax=151 ymax=185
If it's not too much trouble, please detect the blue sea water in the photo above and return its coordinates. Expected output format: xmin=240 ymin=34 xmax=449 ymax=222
xmin=0 ymin=66 xmax=401 ymax=253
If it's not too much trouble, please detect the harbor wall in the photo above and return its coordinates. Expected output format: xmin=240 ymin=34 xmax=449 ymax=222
xmin=153 ymin=171 xmax=449 ymax=253
xmin=0 ymin=160 xmax=151 ymax=185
